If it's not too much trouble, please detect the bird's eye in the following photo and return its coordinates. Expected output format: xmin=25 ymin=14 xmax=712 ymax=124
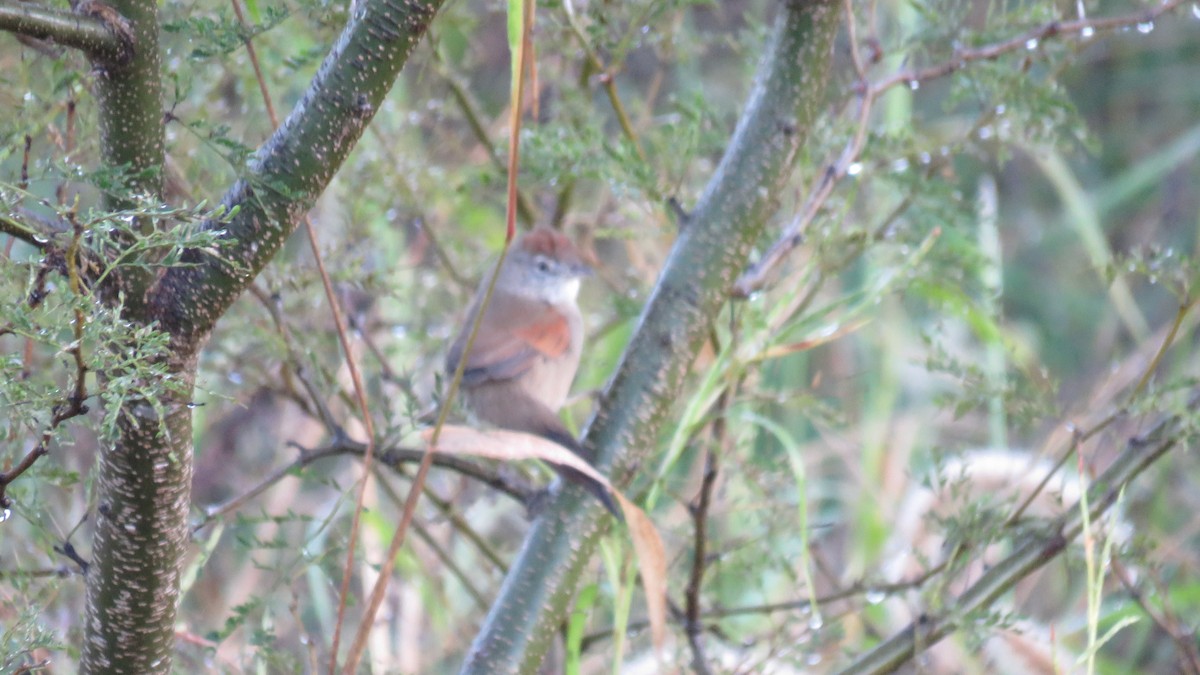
xmin=536 ymin=259 xmax=551 ymax=273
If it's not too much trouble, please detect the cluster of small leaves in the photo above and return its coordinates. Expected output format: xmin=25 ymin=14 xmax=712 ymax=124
xmin=0 ymin=605 xmax=63 ymax=672
xmin=162 ymin=6 xmax=293 ymax=60
xmin=906 ymin=0 xmax=976 ymax=60
xmin=921 ymin=336 xmax=1058 ymax=430
xmin=953 ymin=60 xmax=1094 ymax=156
xmin=0 ymin=197 xmax=236 ymax=451
xmin=176 ymin=119 xmax=261 ymax=172
xmin=1109 ymin=244 xmax=1197 ymax=301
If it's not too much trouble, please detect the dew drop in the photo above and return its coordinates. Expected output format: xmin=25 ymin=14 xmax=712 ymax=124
xmin=0 ymin=508 xmax=11 ymax=523
xmin=908 ymin=79 xmax=920 ymax=91
xmin=1081 ymin=25 xmax=1096 ymax=38
xmin=866 ymin=589 xmax=886 ymax=604
xmin=1136 ymin=21 xmax=1154 ymax=33
xmin=846 ymin=162 xmax=863 ymax=176
xmin=1193 ymin=3 xmax=1200 ymax=20
xmin=808 ymin=614 xmax=824 ymax=630
xmin=1025 ymin=38 xmax=1039 ymax=50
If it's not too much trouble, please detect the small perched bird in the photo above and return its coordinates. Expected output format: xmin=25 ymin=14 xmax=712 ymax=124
xmin=446 ymin=227 xmax=617 ymax=516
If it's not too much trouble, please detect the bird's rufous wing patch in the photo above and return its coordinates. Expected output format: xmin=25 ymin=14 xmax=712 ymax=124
xmin=458 ymin=299 xmax=570 ymax=384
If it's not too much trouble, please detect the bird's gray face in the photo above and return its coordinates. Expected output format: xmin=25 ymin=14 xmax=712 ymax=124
xmin=500 ymin=248 xmax=590 ymax=304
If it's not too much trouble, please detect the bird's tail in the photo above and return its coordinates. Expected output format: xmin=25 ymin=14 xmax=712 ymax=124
xmin=538 ymin=426 xmax=622 ymax=519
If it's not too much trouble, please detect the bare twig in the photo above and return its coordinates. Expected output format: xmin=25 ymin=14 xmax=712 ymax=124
xmin=53 ymin=540 xmax=90 ymax=573
xmin=192 ymin=439 xmax=537 ymax=534
xmin=373 ymin=473 xmax=491 ymax=611
xmin=247 ymin=284 xmax=344 ymax=433
xmin=683 ymin=365 xmax=731 ymax=675
xmin=1007 ymin=299 xmax=1195 ymax=526
xmin=0 ymin=566 xmax=72 ymax=579
xmin=1112 ymin=558 xmax=1200 ymax=675
xmin=222 ymin=4 xmax=380 ymax=664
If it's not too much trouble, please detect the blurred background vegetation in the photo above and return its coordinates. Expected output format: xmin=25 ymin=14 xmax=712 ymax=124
xmin=3 ymin=0 xmax=1200 ymax=672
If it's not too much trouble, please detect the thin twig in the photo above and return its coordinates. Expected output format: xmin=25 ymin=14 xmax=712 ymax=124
xmin=433 ymin=63 xmax=538 ymax=226
xmin=340 ymin=4 xmax=536 ymax=671
xmin=561 ymin=0 xmax=643 ymax=161
xmin=1007 ymin=299 xmax=1194 ymax=526
xmin=222 ymin=4 xmax=379 ymax=666
xmin=580 ymin=565 xmax=947 ymax=650
xmin=683 ymin=389 xmax=724 ymax=675
xmin=372 ymin=473 xmax=491 ymax=611
xmin=192 ymin=440 xmax=535 ymax=532
xmin=248 ymin=284 xmax=344 ymax=434
xmin=1111 ymin=558 xmax=1200 ymax=675
xmin=0 ymin=213 xmax=90 ymax=507
xmin=734 ymin=0 xmax=1193 ymax=296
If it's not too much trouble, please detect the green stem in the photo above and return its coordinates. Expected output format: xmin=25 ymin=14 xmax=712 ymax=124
xmin=0 ymin=0 xmax=130 ymax=63
xmin=459 ymin=2 xmax=841 ymax=671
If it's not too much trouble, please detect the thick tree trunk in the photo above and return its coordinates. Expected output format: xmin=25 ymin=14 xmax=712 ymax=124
xmin=63 ymin=0 xmax=444 ymax=667
xmin=81 ymin=375 xmax=196 ymax=672
xmin=74 ymin=0 xmax=178 ymax=668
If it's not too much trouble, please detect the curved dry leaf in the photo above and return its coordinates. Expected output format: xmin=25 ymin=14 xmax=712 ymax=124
xmin=420 ymin=425 xmax=669 ymax=656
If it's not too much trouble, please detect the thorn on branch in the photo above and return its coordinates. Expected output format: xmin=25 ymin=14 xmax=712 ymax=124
xmin=667 ymin=197 xmax=690 ymax=229
xmin=21 ymin=135 xmax=31 ymax=188
xmin=866 ymin=37 xmax=883 ymax=64
xmin=53 ymin=541 xmax=90 ymax=573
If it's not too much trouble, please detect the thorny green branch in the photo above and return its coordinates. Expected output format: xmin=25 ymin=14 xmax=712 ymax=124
xmin=0 ymin=0 xmax=134 ymax=65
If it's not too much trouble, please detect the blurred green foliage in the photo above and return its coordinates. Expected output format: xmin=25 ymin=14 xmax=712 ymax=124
xmin=3 ymin=0 xmax=1200 ymax=671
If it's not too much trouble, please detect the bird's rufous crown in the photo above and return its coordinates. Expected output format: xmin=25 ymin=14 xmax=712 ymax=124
xmin=518 ymin=227 xmax=587 ymax=266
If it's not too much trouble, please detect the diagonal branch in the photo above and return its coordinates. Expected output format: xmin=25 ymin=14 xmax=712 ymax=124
xmin=0 ymin=0 xmax=132 ymax=65
xmin=459 ymin=1 xmax=842 ymax=671
xmin=145 ymin=0 xmax=446 ymax=347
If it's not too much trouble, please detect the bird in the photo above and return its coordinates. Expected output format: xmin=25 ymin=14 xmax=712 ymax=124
xmin=445 ymin=227 xmax=619 ymax=516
